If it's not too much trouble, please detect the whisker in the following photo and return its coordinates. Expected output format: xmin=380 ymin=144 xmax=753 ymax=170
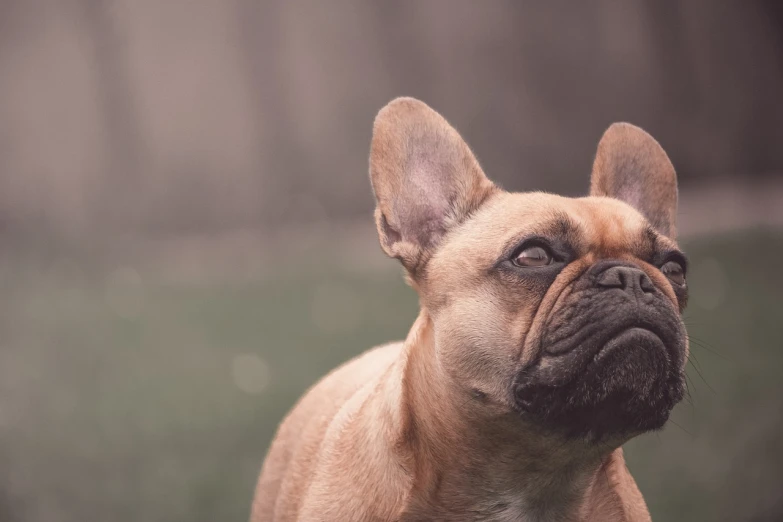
xmin=686 ymin=356 xmax=716 ymax=395
xmin=688 ymin=351 xmax=705 ymax=373
xmin=667 ymin=418 xmax=695 ymax=438
xmin=683 ymin=373 xmax=697 ymax=406
xmin=686 ymin=335 xmax=731 ymax=361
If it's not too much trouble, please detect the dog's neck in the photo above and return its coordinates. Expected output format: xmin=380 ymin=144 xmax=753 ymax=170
xmin=385 ymin=311 xmax=630 ymax=521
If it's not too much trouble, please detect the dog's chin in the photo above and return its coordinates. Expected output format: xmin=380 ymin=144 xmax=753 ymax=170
xmin=514 ymin=327 xmax=685 ymax=442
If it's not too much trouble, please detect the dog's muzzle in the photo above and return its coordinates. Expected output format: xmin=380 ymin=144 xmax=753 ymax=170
xmin=513 ymin=260 xmax=687 ymax=439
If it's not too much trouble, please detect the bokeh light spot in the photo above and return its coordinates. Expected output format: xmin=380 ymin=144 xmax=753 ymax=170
xmin=232 ymin=354 xmax=271 ymax=395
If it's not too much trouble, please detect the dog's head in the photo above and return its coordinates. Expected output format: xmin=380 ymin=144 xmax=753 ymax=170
xmin=370 ymin=98 xmax=688 ymax=441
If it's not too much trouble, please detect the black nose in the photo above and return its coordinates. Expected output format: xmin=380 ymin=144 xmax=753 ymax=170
xmin=596 ymin=265 xmax=655 ymax=295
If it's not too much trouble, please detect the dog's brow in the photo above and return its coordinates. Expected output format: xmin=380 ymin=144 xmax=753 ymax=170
xmin=641 ymin=225 xmax=659 ymax=258
xmin=494 ymin=213 xmax=582 ymax=264
xmin=549 ymin=213 xmax=581 ymax=242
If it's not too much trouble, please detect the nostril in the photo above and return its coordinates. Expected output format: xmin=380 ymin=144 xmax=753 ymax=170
xmin=639 ymin=273 xmax=655 ymax=293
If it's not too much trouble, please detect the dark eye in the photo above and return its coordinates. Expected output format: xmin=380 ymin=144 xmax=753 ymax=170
xmin=661 ymin=260 xmax=686 ymax=286
xmin=513 ymin=245 xmax=552 ymax=267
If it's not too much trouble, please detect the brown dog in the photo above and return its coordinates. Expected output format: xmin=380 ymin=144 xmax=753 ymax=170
xmin=251 ymin=98 xmax=688 ymax=521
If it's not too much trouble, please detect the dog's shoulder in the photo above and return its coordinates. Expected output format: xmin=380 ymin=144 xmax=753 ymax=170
xmin=251 ymin=342 xmax=404 ymax=520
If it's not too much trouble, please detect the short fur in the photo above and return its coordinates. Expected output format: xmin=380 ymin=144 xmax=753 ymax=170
xmin=251 ymin=98 xmax=689 ymax=521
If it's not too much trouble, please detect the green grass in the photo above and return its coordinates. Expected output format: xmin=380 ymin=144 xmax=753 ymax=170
xmin=1 ymin=229 xmax=781 ymax=521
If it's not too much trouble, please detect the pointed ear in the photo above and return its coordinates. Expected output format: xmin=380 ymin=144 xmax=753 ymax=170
xmin=590 ymin=123 xmax=678 ymax=238
xmin=370 ymin=98 xmax=497 ymax=277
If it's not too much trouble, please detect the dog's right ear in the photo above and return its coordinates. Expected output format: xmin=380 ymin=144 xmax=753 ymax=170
xmin=370 ymin=98 xmax=497 ymax=278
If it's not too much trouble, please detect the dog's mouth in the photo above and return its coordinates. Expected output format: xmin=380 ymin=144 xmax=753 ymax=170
xmin=594 ymin=327 xmax=665 ymax=364
xmin=530 ymin=322 xmax=674 ymax=386
xmin=514 ymin=315 xmax=686 ymax=440
xmin=593 ymin=326 xmax=666 ymax=358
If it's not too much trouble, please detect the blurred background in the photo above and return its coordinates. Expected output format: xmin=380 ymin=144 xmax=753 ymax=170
xmin=0 ymin=1 xmax=782 ymax=521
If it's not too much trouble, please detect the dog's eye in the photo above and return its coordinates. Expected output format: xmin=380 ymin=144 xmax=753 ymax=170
xmin=661 ymin=260 xmax=685 ymax=286
xmin=513 ymin=246 xmax=552 ymax=267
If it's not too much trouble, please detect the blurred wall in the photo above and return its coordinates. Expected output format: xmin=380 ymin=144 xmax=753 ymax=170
xmin=1 ymin=1 xmax=782 ymax=240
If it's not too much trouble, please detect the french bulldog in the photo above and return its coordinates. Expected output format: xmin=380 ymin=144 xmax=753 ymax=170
xmin=251 ymin=98 xmax=688 ymax=521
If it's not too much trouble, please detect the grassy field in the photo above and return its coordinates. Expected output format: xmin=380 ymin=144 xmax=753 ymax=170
xmin=0 ymin=229 xmax=781 ymax=521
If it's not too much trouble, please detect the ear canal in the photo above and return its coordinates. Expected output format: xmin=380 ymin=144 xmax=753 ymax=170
xmin=369 ymin=97 xmax=497 ymax=276
xmin=590 ymin=122 xmax=678 ymax=238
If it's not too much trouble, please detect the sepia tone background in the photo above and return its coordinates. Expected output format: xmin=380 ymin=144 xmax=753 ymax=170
xmin=0 ymin=1 xmax=782 ymax=521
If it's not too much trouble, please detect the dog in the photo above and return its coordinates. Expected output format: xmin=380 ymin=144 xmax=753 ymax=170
xmin=251 ymin=98 xmax=688 ymax=521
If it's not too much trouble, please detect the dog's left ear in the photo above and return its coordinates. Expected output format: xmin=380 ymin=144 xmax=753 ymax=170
xmin=590 ymin=123 xmax=678 ymax=238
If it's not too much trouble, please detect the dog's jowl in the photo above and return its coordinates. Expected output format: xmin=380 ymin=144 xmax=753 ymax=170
xmin=251 ymin=98 xmax=689 ymax=522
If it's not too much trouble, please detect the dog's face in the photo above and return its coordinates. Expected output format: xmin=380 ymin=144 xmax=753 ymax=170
xmin=370 ymin=98 xmax=688 ymax=441
xmin=426 ymin=193 xmax=687 ymax=440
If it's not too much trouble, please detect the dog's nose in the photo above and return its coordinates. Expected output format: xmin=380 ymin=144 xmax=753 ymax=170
xmin=596 ymin=265 xmax=655 ymax=295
